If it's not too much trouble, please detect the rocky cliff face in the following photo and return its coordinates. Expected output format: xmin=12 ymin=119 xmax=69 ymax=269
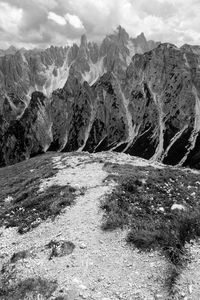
xmin=1 ymin=28 xmax=200 ymax=169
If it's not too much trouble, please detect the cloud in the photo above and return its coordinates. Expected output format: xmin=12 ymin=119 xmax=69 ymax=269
xmin=48 ymin=12 xmax=66 ymax=25
xmin=0 ymin=2 xmax=22 ymax=34
xmin=0 ymin=0 xmax=200 ymax=49
xmin=47 ymin=11 xmax=84 ymax=29
xmin=65 ymin=13 xmax=84 ymax=29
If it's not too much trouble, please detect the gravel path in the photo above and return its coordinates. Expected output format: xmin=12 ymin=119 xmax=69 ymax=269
xmin=1 ymin=152 xmax=198 ymax=299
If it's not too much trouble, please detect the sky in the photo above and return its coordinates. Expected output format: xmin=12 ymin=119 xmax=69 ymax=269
xmin=0 ymin=0 xmax=200 ymax=49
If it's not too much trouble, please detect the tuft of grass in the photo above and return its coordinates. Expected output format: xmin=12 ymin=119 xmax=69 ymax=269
xmin=101 ymin=162 xmax=200 ymax=293
xmin=0 ymin=153 xmax=76 ymax=234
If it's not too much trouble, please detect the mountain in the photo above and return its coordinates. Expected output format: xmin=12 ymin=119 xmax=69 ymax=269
xmin=1 ymin=27 xmax=200 ymax=169
xmin=0 ymin=27 xmax=159 ymax=106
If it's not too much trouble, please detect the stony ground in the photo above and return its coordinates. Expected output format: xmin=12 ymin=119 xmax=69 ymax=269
xmin=0 ymin=152 xmax=200 ymax=299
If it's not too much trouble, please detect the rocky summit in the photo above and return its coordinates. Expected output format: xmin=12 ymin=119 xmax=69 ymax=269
xmin=1 ymin=27 xmax=200 ymax=169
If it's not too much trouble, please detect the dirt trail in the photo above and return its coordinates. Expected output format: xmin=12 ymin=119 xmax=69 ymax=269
xmin=0 ymin=153 xmax=172 ymax=299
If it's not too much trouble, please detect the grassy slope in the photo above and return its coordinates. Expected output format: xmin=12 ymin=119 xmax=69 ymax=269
xmin=0 ymin=153 xmax=76 ymax=234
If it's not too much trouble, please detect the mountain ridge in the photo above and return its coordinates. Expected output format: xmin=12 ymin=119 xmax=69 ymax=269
xmin=1 ymin=28 xmax=200 ymax=168
xmin=0 ymin=26 xmax=159 ymax=105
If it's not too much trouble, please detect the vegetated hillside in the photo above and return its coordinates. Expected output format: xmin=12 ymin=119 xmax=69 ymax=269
xmin=0 ymin=151 xmax=200 ymax=299
xmin=0 ymin=35 xmax=200 ymax=168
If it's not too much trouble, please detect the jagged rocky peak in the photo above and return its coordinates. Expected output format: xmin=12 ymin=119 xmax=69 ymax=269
xmin=78 ymin=34 xmax=89 ymax=60
xmin=0 ymin=26 xmax=160 ymax=103
xmin=7 ymin=45 xmax=17 ymax=53
xmin=113 ymin=25 xmax=130 ymax=44
xmin=80 ymin=34 xmax=88 ymax=48
xmin=135 ymin=32 xmax=146 ymax=43
xmin=130 ymin=32 xmax=159 ymax=53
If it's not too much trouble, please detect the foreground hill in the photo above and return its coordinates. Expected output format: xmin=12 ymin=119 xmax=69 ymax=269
xmin=0 ymin=151 xmax=200 ymax=299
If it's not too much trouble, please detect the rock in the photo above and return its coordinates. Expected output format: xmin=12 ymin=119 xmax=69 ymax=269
xmin=79 ymin=284 xmax=87 ymax=290
xmin=154 ymin=293 xmax=165 ymax=300
xmin=4 ymin=196 xmax=13 ymax=203
xmin=97 ymin=276 xmax=105 ymax=282
xmin=126 ymin=263 xmax=133 ymax=267
xmin=158 ymin=207 xmax=164 ymax=212
xmin=79 ymin=243 xmax=87 ymax=249
xmin=171 ymin=204 xmax=186 ymax=211
xmin=79 ymin=291 xmax=90 ymax=299
xmin=148 ymin=253 xmax=154 ymax=257
xmin=46 ymin=240 xmax=75 ymax=260
xmin=188 ymin=284 xmax=193 ymax=294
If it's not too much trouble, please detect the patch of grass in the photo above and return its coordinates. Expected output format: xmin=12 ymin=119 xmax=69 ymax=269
xmin=1 ymin=184 xmax=76 ymax=234
xmin=101 ymin=162 xmax=200 ymax=293
xmin=0 ymin=277 xmax=57 ymax=300
xmin=0 ymin=153 xmax=76 ymax=233
xmin=10 ymin=250 xmax=29 ymax=263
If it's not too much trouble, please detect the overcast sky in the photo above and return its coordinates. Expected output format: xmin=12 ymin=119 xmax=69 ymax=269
xmin=0 ymin=0 xmax=199 ymax=49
